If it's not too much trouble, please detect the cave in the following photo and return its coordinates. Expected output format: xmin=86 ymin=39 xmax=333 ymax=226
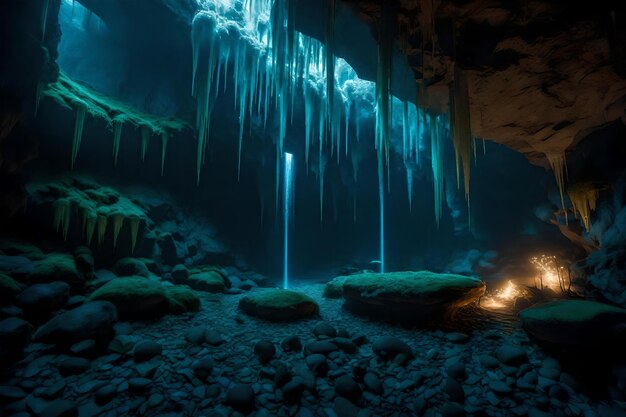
xmin=1 ymin=0 xmax=626 ymax=416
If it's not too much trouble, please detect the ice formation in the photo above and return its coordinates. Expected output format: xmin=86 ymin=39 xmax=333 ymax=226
xmin=568 ymin=182 xmax=601 ymax=231
xmin=546 ymin=152 xmax=568 ymax=224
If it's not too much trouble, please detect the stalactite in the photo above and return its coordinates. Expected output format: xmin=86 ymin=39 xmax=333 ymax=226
xmin=450 ymin=64 xmax=472 ymax=203
xmin=546 ymin=152 xmax=568 ymax=224
xmin=85 ymin=214 xmax=96 ymax=245
xmin=430 ymin=113 xmax=444 ymax=226
xmin=41 ymin=0 xmax=50 ymax=41
xmin=129 ymin=216 xmax=141 ymax=252
xmin=319 ymin=154 xmax=327 ymax=223
xmin=112 ymin=120 xmax=123 ymax=166
xmin=161 ymin=131 xmax=169 ymax=176
xmin=406 ymin=164 xmax=414 ymax=211
xmin=568 ymin=182 xmax=599 ymax=231
xmin=325 ymin=0 xmax=336 ymax=141
xmin=97 ymin=214 xmax=108 ymax=245
xmin=53 ymin=199 xmax=71 ymax=240
xmin=112 ymin=214 xmax=124 ymax=247
xmin=140 ymin=126 xmax=150 ymax=162
xmin=71 ymin=105 xmax=86 ymax=168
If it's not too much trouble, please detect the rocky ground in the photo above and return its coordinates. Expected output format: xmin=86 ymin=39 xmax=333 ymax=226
xmin=2 ymin=283 xmax=626 ymax=417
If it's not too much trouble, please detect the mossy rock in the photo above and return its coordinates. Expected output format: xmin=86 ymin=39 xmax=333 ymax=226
xmin=166 ymin=285 xmax=201 ymax=314
xmin=112 ymin=258 xmax=150 ymax=278
xmin=342 ymin=271 xmax=485 ymax=323
xmin=0 ymin=273 xmax=21 ymax=304
xmin=323 ymin=276 xmax=347 ymax=298
xmin=239 ymin=289 xmax=319 ymax=322
xmin=519 ymin=300 xmax=626 ymax=347
xmin=28 ymin=253 xmax=83 ymax=287
xmin=187 ymin=270 xmax=228 ymax=293
xmin=0 ymin=240 xmax=45 ymax=260
xmin=89 ymin=277 xmax=168 ymax=320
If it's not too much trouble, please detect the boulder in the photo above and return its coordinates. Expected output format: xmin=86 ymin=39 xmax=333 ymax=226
xmin=519 ymin=300 xmax=626 ymax=347
xmin=341 ymin=271 xmax=485 ymax=322
xmin=238 ymin=289 xmax=319 ymax=322
xmin=15 ymin=282 xmax=70 ymax=318
xmin=28 ymin=253 xmax=83 ymax=287
xmin=165 ymin=285 xmax=201 ymax=314
xmin=186 ymin=270 xmax=230 ymax=293
xmin=226 ymin=384 xmax=255 ymax=413
xmin=0 ymin=273 xmax=21 ymax=304
xmin=0 ymin=255 xmax=35 ymax=278
xmin=0 ymin=317 xmax=31 ymax=365
xmin=34 ymin=301 xmax=117 ymax=345
xmin=372 ymin=336 xmax=414 ymax=363
xmin=323 ymin=276 xmax=347 ymax=298
xmin=111 ymin=258 xmax=150 ymax=278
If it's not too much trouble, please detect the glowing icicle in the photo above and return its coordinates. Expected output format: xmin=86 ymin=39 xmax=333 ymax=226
xmin=430 ymin=114 xmax=444 ymax=226
xmin=112 ymin=214 xmax=124 ymax=247
xmin=112 ymin=120 xmax=123 ymax=165
xmin=41 ymin=0 xmax=50 ymax=41
xmin=450 ymin=65 xmax=472 ymax=203
xmin=160 ymin=131 xmax=168 ymax=176
xmin=129 ymin=216 xmax=140 ymax=252
xmin=96 ymin=214 xmax=107 ymax=245
xmin=378 ymin=149 xmax=385 ymax=273
xmin=53 ymin=199 xmax=71 ymax=240
xmin=546 ymin=152 xmax=568 ymax=224
xmin=406 ymin=164 xmax=414 ymax=211
xmin=283 ymin=152 xmax=294 ymax=289
xmin=85 ymin=214 xmax=96 ymax=245
xmin=71 ymin=105 xmax=86 ymax=168
xmin=319 ymin=154 xmax=327 ymax=223
xmin=568 ymin=182 xmax=600 ymax=231
xmin=140 ymin=126 xmax=150 ymax=162
xmin=325 ymin=0 xmax=336 ymax=141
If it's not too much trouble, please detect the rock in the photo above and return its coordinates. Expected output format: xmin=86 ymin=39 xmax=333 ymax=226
xmin=479 ymin=354 xmax=500 ymax=369
xmin=280 ymin=335 xmax=302 ymax=353
xmin=333 ymin=396 xmax=361 ymax=417
xmin=94 ymin=385 xmax=116 ymax=405
xmin=323 ymin=276 xmax=347 ymax=298
xmin=108 ymin=335 xmax=138 ymax=354
xmin=334 ymin=337 xmax=357 ymax=353
xmin=58 ymin=356 xmax=90 ymax=376
xmin=342 ymin=271 xmax=485 ymax=322
xmin=441 ymin=402 xmax=466 ymax=417
xmin=111 ymin=258 xmax=150 ymax=278
xmin=0 ymin=385 xmax=27 ymax=403
xmin=205 ymin=329 xmax=226 ymax=346
xmin=445 ymin=378 xmax=465 ymax=402
xmin=446 ymin=332 xmax=470 ymax=343
xmin=0 ymin=273 xmax=21 ymax=304
xmin=313 ymin=322 xmax=337 ymax=338
xmin=148 ymin=393 xmax=164 ymax=408
xmin=187 ymin=270 xmax=228 ymax=293
xmin=254 ymin=340 xmax=276 ymax=364
xmin=226 ymin=383 xmax=255 ymax=413
xmin=305 ymin=354 xmax=329 ymax=376
xmin=519 ymin=300 xmax=626 ymax=347
xmin=489 ymin=380 xmax=512 ymax=395
xmin=165 ymin=285 xmax=201 ymax=314
xmin=34 ymin=301 xmax=117 ymax=346
xmin=133 ymin=341 xmax=163 ymax=362
xmin=305 ymin=340 xmax=339 ymax=356
xmin=372 ymin=336 xmax=413 ymax=363
xmin=447 ymin=362 xmax=467 ymax=381
xmin=40 ymin=399 xmax=78 ymax=417
xmin=238 ymin=289 xmax=319 ymax=321
xmin=0 ymin=255 xmax=35 ymax=277
xmin=192 ymin=356 xmax=215 ymax=378
xmin=29 ymin=253 xmax=83 ymax=287
xmin=0 ymin=317 xmax=31 ymax=363
xmin=185 ymin=326 xmax=207 ymax=345
xmin=334 ymin=375 xmax=362 ymax=402
xmin=128 ymin=377 xmax=151 ymax=393
xmin=363 ymin=372 xmax=382 ymax=394
xmin=171 ymin=264 xmax=189 ymax=281
xmin=15 ymin=282 xmax=70 ymax=318
xmin=494 ymin=345 xmax=528 ymax=366
xmin=282 ymin=378 xmax=305 ymax=402
xmin=73 ymin=246 xmax=94 ymax=279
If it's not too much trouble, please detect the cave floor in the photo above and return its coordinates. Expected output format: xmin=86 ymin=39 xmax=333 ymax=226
xmin=1 ymin=284 xmax=623 ymax=417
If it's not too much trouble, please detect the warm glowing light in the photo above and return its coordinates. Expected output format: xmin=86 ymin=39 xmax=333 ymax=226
xmin=530 ymin=254 xmax=563 ymax=290
xmin=481 ymin=280 xmax=521 ymax=310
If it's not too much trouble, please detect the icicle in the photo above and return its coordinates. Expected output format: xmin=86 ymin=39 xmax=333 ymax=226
xmin=85 ymin=213 xmax=96 ymax=245
xmin=71 ymin=105 xmax=86 ymax=168
xmin=325 ymin=0 xmax=336 ymax=141
xmin=402 ymin=101 xmax=409 ymax=161
xmin=406 ymin=164 xmax=414 ymax=211
xmin=112 ymin=214 xmax=124 ymax=247
xmin=482 ymin=138 xmax=486 ymax=154
xmin=52 ymin=199 xmax=71 ymax=240
xmin=430 ymin=114 xmax=444 ymax=226
xmin=319 ymin=154 xmax=327 ymax=223
xmin=568 ymin=182 xmax=600 ymax=231
xmin=41 ymin=0 xmax=50 ymax=41
xmin=161 ymin=131 xmax=169 ymax=176
xmin=97 ymin=214 xmax=107 ymax=245
xmin=129 ymin=216 xmax=140 ymax=252
xmin=450 ymin=64 xmax=472 ymax=203
xmin=140 ymin=126 xmax=150 ymax=162
xmin=546 ymin=152 xmax=568 ymax=224
xmin=112 ymin=120 xmax=123 ymax=165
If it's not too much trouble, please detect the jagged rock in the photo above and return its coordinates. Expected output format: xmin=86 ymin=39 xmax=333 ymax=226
xmin=0 ymin=317 xmax=31 ymax=365
xmin=341 ymin=271 xmax=485 ymax=322
xmin=519 ymin=300 xmax=626 ymax=347
xmin=34 ymin=301 xmax=117 ymax=345
xmin=239 ymin=289 xmax=319 ymax=322
xmin=28 ymin=253 xmax=83 ymax=287
xmin=15 ymin=281 xmax=70 ymax=318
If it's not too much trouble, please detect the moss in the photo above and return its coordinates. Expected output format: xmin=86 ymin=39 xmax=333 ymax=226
xmin=323 ymin=276 xmax=347 ymax=298
xmin=112 ymin=257 xmax=150 ymax=278
xmin=343 ymin=271 xmax=483 ymax=299
xmin=239 ymin=289 xmax=319 ymax=321
xmin=29 ymin=253 xmax=83 ymax=286
xmin=520 ymin=300 xmax=626 ymax=323
xmin=166 ymin=285 xmax=201 ymax=314
xmin=0 ymin=273 xmax=21 ymax=304
xmin=89 ymin=277 xmax=167 ymax=320
xmin=187 ymin=271 xmax=227 ymax=293
xmin=0 ymin=240 xmax=45 ymax=260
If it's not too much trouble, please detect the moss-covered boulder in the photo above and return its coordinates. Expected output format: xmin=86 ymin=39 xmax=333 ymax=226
xmin=186 ymin=269 xmax=230 ymax=293
xmin=519 ymin=300 xmax=626 ymax=347
xmin=342 ymin=271 xmax=485 ymax=323
xmin=239 ymin=289 xmax=319 ymax=322
xmin=0 ymin=240 xmax=45 ymax=260
xmin=166 ymin=285 xmax=201 ymax=314
xmin=112 ymin=257 xmax=150 ymax=278
xmin=0 ymin=273 xmax=21 ymax=304
xmin=323 ymin=276 xmax=347 ymax=298
xmin=28 ymin=253 xmax=83 ymax=287
xmin=89 ymin=277 xmax=200 ymax=319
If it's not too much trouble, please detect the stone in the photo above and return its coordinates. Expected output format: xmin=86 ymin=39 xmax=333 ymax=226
xmin=305 ymin=354 xmax=329 ymax=376
xmin=205 ymin=329 xmax=226 ymax=346
xmin=441 ymin=402 xmax=466 ymax=417
xmin=479 ymin=354 xmax=500 ymax=369
xmin=333 ymin=396 xmax=360 ymax=417
xmin=193 ymin=356 xmax=215 ymax=378
xmin=239 ymin=289 xmax=319 ymax=321
xmin=334 ymin=337 xmax=357 ymax=353
xmin=0 ymin=385 xmax=27 ymax=402
xmin=58 ymin=356 xmax=91 ymax=376
xmin=446 ymin=378 xmax=465 ymax=402
xmin=134 ymin=341 xmax=163 ymax=362
xmin=171 ymin=264 xmax=189 ymax=281
xmin=88 ymin=277 xmax=167 ymax=320
xmin=494 ymin=345 xmax=528 ymax=366
xmin=187 ymin=270 xmax=228 ymax=293
xmin=94 ymin=385 xmax=116 ymax=405
xmin=34 ymin=301 xmax=117 ymax=346
xmin=128 ymin=378 xmax=151 ymax=393
xmin=446 ymin=332 xmax=470 ymax=343
xmin=305 ymin=340 xmax=339 ymax=356
xmin=372 ymin=336 xmax=413 ymax=363
xmin=70 ymin=339 xmax=96 ymax=357
xmin=0 ymin=317 xmax=31 ymax=364
xmin=313 ymin=322 xmax=337 ymax=338
xmin=111 ymin=258 xmax=150 ymax=278
xmin=282 ymin=378 xmax=305 ymax=402
xmin=15 ymin=282 xmax=70 ymax=318
xmin=447 ymin=362 xmax=467 ymax=381
xmin=342 ymin=271 xmax=485 ymax=322
xmin=280 ymin=335 xmax=302 ymax=353
xmin=334 ymin=375 xmax=362 ymax=402
xmin=489 ymin=380 xmax=512 ymax=395
xmin=0 ymin=273 xmax=21 ymax=304
xmin=226 ymin=384 xmax=255 ymax=413
xmin=185 ymin=326 xmax=207 ymax=345
xmin=108 ymin=335 xmax=138 ymax=354
xmin=323 ymin=276 xmax=347 ymax=298
xmin=29 ymin=253 xmax=83 ymax=287
xmin=40 ymin=400 xmax=78 ymax=417
xmin=363 ymin=373 xmax=382 ymax=394
xmin=254 ymin=340 xmax=276 ymax=364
